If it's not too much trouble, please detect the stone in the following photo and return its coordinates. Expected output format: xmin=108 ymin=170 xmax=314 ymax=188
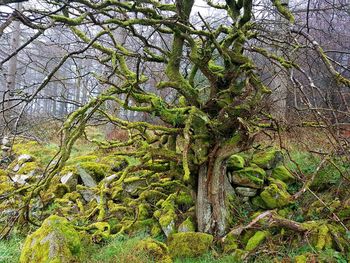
xmin=231 ymin=166 xmax=266 ymax=189
xmin=251 ymin=149 xmax=283 ymax=169
xmin=260 ymin=183 xmax=291 ymax=209
xmin=1 ymin=145 xmax=10 ymax=151
xmin=271 ymin=165 xmax=295 ymax=183
xmin=123 ymin=177 xmax=147 ymax=195
xmin=79 ymin=189 xmax=98 ymax=203
xmin=60 ymin=172 xmax=78 ymax=190
xmin=227 ymin=154 xmax=245 ymax=170
xmin=235 ymin=187 xmax=257 ymax=197
xmin=167 ymin=232 xmax=213 ymax=258
xmin=17 ymin=154 xmax=33 ymax=164
xmin=11 ymin=174 xmax=31 ymax=185
xmin=12 ymin=164 xmax=21 ymax=172
xmin=178 ymin=217 xmax=196 ymax=232
xmin=20 ymin=215 xmax=81 ymax=263
xmin=77 ymin=166 xmax=97 ymax=187
xmin=1 ymin=136 xmax=11 ymax=147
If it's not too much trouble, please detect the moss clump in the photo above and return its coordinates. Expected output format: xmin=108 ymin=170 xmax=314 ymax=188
xmin=294 ymin=255 xmax=307 ymax=263
xmin=230 ymin=166 xmax=266 ymax=188
xmin=260 ymin=183 xmax=291 ymax=209
xmin=178 ymin=217 xmax=196 ymax=232
xmin=17 ymin=162 xmax=38 ymax=175
xmin=271 ymin=165 xmax=294 ymax=183
xmin=20 ymin=215 xmax=81 ymax=263
xmin=68 ymin=155 xmax=98 ymax=164
xmin=135 ymin=238 xmax=172 ymax=263
xmin=167 ymin=232 xmax=213 ymax=258
xmin=79 ymin=162 xmax=110 ymax=181
xmin=245 ymin=230 xmax=269 ymax=251
xmin=222 ymin=232 xmax=239 ymax=254
xmin=227 ymin=154 xmax=245 ymax=170
xmin=251 ymin=149 xmax=283 ymax=169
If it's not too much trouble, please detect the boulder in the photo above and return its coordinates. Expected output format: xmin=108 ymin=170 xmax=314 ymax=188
xmin=260 ymin=183 xmax=291 ymax=209
xmin=20 ymin=215 xmax=81 ymax=263
xmin=251 ymin=149 xmax=283 ymax=169
xmin=235 ymin=187 xmax=257 ymax=197
xmin=271 ymin=165 xmax=294 ymax=183
xmin=167 ymin=232 xmax=213 ymax=258
xmin=77 ymin=166 xmax=97 ymax=187
xmin=230 ymin=166 xmax=266 ymax=189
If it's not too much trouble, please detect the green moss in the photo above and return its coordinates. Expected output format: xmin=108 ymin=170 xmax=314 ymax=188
xmin=222 ymin=232 xmax=239 ymax=254
xmin=79 ymin=162 xmax=110 ymax=181
xmin=231 ymin=166 xmax=266 ymax=188
xmin=17 ymin=162 xmax=38 ymax=174
xmin=315 ymin=224 xmax=332 ymax=251
xmin=68 ymin=155 xmax=98 ymax=164
xmin=139 ymin=190 xmax=167 ymax=204
xmin=88 ymin=222 xmax=111 ymax=243
xmin=245 ymin=230 xmax=269 ymax=251
xmin=227 ymin=154 xmax=245 ymax=170
xmin=251 ymin=149 xmax=283 ymax=169
xmin=175 ymin=191 xmax=194 ymax=208
xmin=20 ymin=215 xmax=81 ymax=263
xmin=294 ymin=255 xmax=307 ymax=263
xmin=271 ymin=165 xmax=295 ymax=182
xmin=135 ymin=238 xmax=172 ymax=263
xmin=167 ymin=232 xmax=213 ymax=258
xmin=178 ymin=217 xmax=195 ymax=232
xmin=260 ymin=183 xmax=291 ymax=209
xmin=53 ymin=184 xmax=70 ymax=198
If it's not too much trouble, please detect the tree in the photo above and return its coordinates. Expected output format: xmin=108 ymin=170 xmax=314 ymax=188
xmin=36 ymin=0 xmax=297 ymax=236
xmin=1 ymin=0 xmax=350 ymax=239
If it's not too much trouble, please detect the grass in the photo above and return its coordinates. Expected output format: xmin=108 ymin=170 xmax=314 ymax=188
xmin=0 ymin=234 xmax=23 ymax=263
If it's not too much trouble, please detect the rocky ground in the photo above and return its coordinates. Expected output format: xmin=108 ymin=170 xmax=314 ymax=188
xmin=0 ymin=137 xmax=349 ymax=262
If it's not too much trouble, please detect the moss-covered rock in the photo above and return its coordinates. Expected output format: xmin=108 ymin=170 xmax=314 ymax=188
xmin=251 ymin=149 xmax=283 ymax=169
xmin=227 ymin=154 xmax=245 ymax=170
xmin=245 ymin=230 xmax=269 ymax=251
xmin=154 ymin=196 xmax=177 ymax=237
xmin=230 ymin=166 xmax=266 ymax=188
xmin=260 ymin=183 xmax=291 ymax=209
xmin=167 ymin=232 xmax=213 ymax=258
xmin=135 ymin=238 xmax=172 ymax=263
xmin=123 ymin=177 xmax=147 ymax=195
xmin=271 ymin=165 xmax=294 ymax=183
xmin=79 ymin=162 xmax=110 ymax=182
xmin=20 ymin=215 xmax=81 ymax=263
xmin=178 ymin=217 xmax=196 ymax=232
